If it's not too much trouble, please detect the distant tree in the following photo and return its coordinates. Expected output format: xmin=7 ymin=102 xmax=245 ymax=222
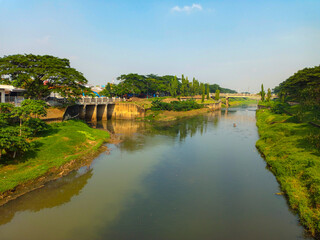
xmin=0 ymin=54 xmax=88 ymax=99
xmin=260 ymin=84 xmax=266 ymax=102
xmin=215 ymin=89 xmax=220 ymax=100
xmin=201 ymin=84 xmax=205 ymax=103
xmin=209 ymin=84 xmax=237 ymax=94
xmin=206 ymin=84 xmax=210 ymax=100
xmin=181 ymin=75 xmax=187 ymax=96
xmin=169 ymin=76 xmax=178 ymax=97
xmin=266 ymin=88 xmax=272 ymax=102
xmin=100 ymin=83 xmax=112 ymax=97
xmin=192 ymin=78 xmax=199 ymax=96
xmin=117 ymin=74 xmax=147 ymax=96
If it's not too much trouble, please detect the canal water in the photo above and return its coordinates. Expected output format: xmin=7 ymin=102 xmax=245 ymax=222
xmin=0 ymin=107 xmax=312 ymax=240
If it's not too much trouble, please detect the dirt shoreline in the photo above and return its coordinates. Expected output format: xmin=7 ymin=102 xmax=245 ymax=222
xmin=0 ymin=140 xmax=112 ymax=207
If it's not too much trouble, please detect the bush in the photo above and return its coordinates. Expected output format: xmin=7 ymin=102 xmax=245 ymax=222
xmin=151 ymin=99 xmax=202 ymax=111
xmin=151 ymin=99 xmax=173 ymax=111
xmin=0 ymin=127 xmax=33 ymax=160
xmin=23 ymin=118 xmax=50 ymax=136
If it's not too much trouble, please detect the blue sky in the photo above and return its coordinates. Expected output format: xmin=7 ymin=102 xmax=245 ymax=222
xmin=1 ymin=0 xmax=320 ymax=92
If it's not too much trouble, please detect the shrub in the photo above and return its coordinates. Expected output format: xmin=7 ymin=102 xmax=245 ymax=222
xmin=151 ymin=99 xmax=202 ymax=111
xmin=23 ymin=118 xmax=50 ymax=136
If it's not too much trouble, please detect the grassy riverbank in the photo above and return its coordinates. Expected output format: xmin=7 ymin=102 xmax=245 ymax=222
xmin=221 ymin=97 xmax=258 ymax=107
xmin=256 ymin=109 xmax=320 ymax=236
xmin=0 ymin=120 xmax=109 ymax=194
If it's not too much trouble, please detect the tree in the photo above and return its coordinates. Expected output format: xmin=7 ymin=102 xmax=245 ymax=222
xmin=201 ymin=84 xmax=205 ymax=103
xmin=215 ymin=89 xmax=220 ymax=100
xmin=209 ymin=84 xmax=237 ymax=94
xmin=0 ymin=127 xmax=31 ymax=160
xmin=12 ymin=99 xmax=47 ymax=136
xmin=0 ymin=103 xmax=14 ymax=127
xmin=181 ymin=75 xmax=187 ymax=96
xmin=169 ymin=76 xmax=179 ymax=97
xmin=266 ymin=88 xmax=272 ymax=102
xmin=275 ymin=65 xmax=320 ymax=106
xmin=192 ymin=78 xmax=199 ymax=96
xmin=100 ymin=83 xmax=112 ymax=97
xmin=260 ymin=84 xmax=266 ymax=102
xmin=206 ymin=84 xmax=210 ymax=100
xmin=0 ymin=54 xmax=88 ymax=99
xmin=117 ymin=74 xmax=147 ymax=96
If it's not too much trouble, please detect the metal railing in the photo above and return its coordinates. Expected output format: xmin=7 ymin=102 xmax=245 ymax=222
xmin=78 ymin=97 xmax=126 ymax=104
xmin=5 ymin=96 xmax=24 ymax=106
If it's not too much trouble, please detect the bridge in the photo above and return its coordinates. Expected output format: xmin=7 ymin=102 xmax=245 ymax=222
xmin=63 ymin=97 xmax=145 ymax=121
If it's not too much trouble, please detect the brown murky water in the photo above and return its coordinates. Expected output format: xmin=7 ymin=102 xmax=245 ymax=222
xmin=0 ymin=107 xmax=312 ymax=240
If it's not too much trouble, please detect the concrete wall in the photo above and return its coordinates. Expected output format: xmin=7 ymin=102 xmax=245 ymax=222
xmin=74 ymin=103 xmax=145 ymax=121
xmin=207 ymin=101 xmax=222 ymax=111
xmin=109 ymin=103 xmax=145 ymax=120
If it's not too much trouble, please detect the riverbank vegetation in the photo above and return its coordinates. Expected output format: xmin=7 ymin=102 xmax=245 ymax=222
xmin=151 ymin=99 xmax=202 ymax=111
xmin=0 ymin=120 xmax=109 ymax=195
xmin=256 ymin=108 xmax=320 ymax=236
xmin=221 ymin=97 xmax=257 ymax=107
xmin=256 ymin=65 xmax=320 ymax=236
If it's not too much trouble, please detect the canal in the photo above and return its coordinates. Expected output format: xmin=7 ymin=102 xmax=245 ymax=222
xmin=0 ymin=107 xmax=311 ymax=239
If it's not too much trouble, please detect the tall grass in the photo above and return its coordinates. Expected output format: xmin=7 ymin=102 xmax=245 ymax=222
xmin=256 ymin=109 xmax=320 ymax=235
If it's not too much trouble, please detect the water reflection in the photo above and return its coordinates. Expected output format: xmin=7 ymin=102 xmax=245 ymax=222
xmin=0 ymin=167 xmax=92 ymax=226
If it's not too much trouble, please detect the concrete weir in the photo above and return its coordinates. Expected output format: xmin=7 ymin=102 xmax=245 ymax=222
xmin=63 ymin=98 xmax=145 ymax=121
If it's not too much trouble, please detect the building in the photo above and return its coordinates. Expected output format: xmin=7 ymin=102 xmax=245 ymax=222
xmin=0 ymin=85 xmax=25 ymax=105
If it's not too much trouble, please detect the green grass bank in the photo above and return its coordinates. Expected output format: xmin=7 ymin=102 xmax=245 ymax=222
xmin=0 ymin=120 xmax=109 ymax=203
xmin=221 ymin=97 xmax=258 ymax=107
xmin=256 ymin=109 xmax=320 ymax=236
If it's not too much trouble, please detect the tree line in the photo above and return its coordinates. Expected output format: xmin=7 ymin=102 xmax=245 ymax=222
xmin=0 ymin=54 xmax=237 ymax=100
xmin=100 ymin=73 xmax=236 ymax=98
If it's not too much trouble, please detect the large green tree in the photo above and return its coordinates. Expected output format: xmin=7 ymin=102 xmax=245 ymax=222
xmin=0 ymin=54 xmax=88 ymax=99
xmin=275 ymin=65 xmax=320 ymax=106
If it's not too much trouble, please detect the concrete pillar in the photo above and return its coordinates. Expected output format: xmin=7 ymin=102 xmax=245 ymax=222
xmin=0 ymin=90 xmax=5 ymax=103
xmin=91 ymin=105 xmax=97 ymax=122
xmin=79 ymin=105 xmax=86 ymax=119
xmin=102 ymin=104 xmax=108 ymax=121
xmin=96 ymin=104 xmax=108 ymax=121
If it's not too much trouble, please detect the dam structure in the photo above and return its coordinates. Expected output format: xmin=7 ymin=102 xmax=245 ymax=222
xmin=63 ymin=97 xmax=146 ymax=121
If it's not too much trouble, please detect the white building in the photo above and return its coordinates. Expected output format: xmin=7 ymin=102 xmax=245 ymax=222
xmin=0 ymin=85 xmax=25 ymax=105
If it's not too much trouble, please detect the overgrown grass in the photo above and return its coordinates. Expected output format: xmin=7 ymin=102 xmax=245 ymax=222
xmin=259 ymin=100 xmax=320 ymax=125
xmin=0 ymin=120 xmax=109 ymax=193
xmin=221 ymin=97 xmax=258 ymax=107
xmin=256 ymin=109 xmax=320 ymax=235
xmin=283 ymin=104 xmax=320 ymax=125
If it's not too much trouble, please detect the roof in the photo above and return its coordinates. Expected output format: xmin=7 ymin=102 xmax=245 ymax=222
xmin=0 ymin=85 xmax=25 ymax=92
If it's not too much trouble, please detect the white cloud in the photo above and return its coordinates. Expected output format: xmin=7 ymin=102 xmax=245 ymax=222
xmin=171 ymin=3 xmax=203 ymax=13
